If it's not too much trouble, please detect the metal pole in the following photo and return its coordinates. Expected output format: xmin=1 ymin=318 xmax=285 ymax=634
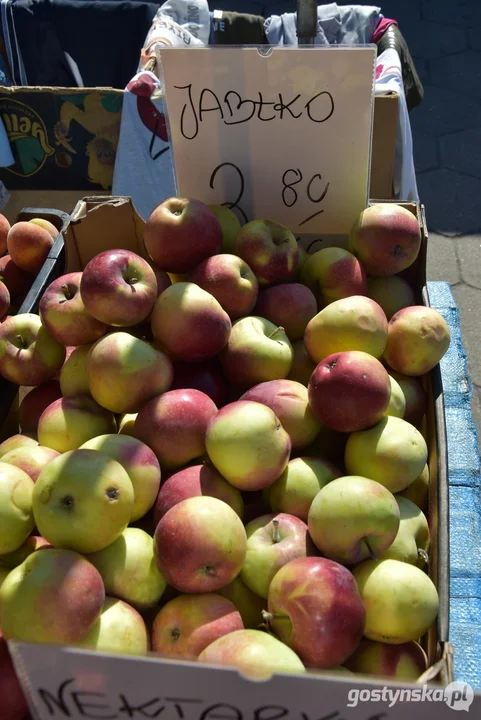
xmin=296 ymin=0 xmax=317 ymax=45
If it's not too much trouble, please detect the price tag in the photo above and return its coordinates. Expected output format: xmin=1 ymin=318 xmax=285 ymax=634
xmin=157 ymin=46 xmax=376 ymax=235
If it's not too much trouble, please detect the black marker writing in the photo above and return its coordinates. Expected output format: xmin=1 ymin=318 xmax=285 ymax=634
xmin=209 ymin=162 xmax=248 ymax=224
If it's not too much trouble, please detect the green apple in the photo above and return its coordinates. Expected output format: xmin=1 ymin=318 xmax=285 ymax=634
xmin=0 ymin=445 xmax=59 ymax=483
xmin=198 ymin=629 xmax=305 ymax=678
xmin=367 ymin=276 xmax=416 ymax=321
xmin=287 ymin=339 xmax=317 ymax=386
xmin=397 ymin=464 xmax=429 ymax=510
xmin=266 ymin=457 xmax=340 ymax=522
xmin=208 ymin=205 xmax=241 ymax=253
xmin=0 ymin=463 xmax=35 ymax=554
xmin=300 ymin=247 xmax=367 ymax=305
xmin=353 ymin=558 xmax=439 ymax=643
xmin=384 ymin=306 xmax=450 ymax=376
xmin=345 ymin=416 xmax=428 ymax=493
xmin=33 ymin=449 xmax=134 ymax=553
xmin=346 ymin=638 xmax=428 ymax=680
xmin=0 ymin=535 xmax=51 ymax=569
xmin=59 ymin=344 xmax=92 ymax=397
xmin=378 ymin=496 xmax=430 ymax=567
xmin=385 ymin=375 xmax=406 ymax=418
xmin=88 ymin=528 xmax=166 ymax=609
xmin=218 ymin=576 xmax=266 ymax=629
xmin=118 ymin=413 xmax=138 ymax=436
xmin=0 ymin=566 xmax=9 ymax=591
xmin=308 ymin=476 xmax=400 ymax=564
xmin=37 ymin=394 xmax=117 ymax=453
xmin=0 ymin=433 xmax=38 ymax=458
xmin=76 ymin=596 xmax=149 ymax=655
xmin=80 ymin=434 xmax=161 ymax=522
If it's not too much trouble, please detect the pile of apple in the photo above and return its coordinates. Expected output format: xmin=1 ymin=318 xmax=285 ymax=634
xmin=0 ymin=197 xmax=451 ymax=717
xmin=0 ymin=214 xmax=60 ymax=321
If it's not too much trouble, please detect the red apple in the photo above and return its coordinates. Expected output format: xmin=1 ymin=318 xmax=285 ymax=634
xmin=0 ymin=535 xmax=52 ymax=569
xmin=233 ymin=220 xmax=299 ymax=286
xmin=154 ymin=496 xmax=247 ymax=592
xmin=152 ymin=593 xmax=243 ymax=659
xmin=134 ymin=389 xmax=217 ymax=470
xmin=0 ymin=434 xmax=38 ymax=459
xmin=18 ymin=380 xmax=63 ymax=434
xmin=7 ymin=221 xmax=54 ymax=274
xmin=0 ymin=255 xmax=33 ymax=307
xmin=0 ymin=314 xmax=65 ymax=386
xmin=37 ymin=394 xmax=117 ymax=453
xmin=308 ymin=351 xmax=391 ymax=432
xmin=170 ymin=359 xmax=227 ymax=408
xmin=39 ymin=272 xmax=107 ymax=346
xmin=190 ymin=254 xmax=258 ymax=320
xmin=287 ymin=339 xmax=317 ymax=386
xmin=154 ymin=463 xmax=243 ymax=524
xmin=240 ymin=379 xmax=320 ymax=449
xmin=0 ymin=213 xmax=10 ymax=255
xmin=388 ymin=371 xmax=427 ymax=427
xmin=149 ymin=262 xmax=172 ymax=296
xmin=80 ymin=249 xmax=158 ymax=327
xmin=0 ymin=631 xmax=29 ymax=720
xmin=0 ymin=280 xmax=9 ymax=319
xmin=144 ymin=197 xmax=222 ymax=273
xmin=267 ymin=557 xmax=365 ymax=669
xmin=349 ymin=204 xmax=422 ymax=277
xmin=255 ymin=284 xmax=317 ymax=340
xmin=300 ymin=247 xmax=368 ymax=305
xmin=0 ymin=445 xmax=60 ymax=482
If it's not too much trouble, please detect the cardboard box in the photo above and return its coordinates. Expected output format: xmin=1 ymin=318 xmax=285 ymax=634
xmin=0 ymin=87 xmax=398 ymax=201
xmin=2 ymin=195 xmax=458 ymax=720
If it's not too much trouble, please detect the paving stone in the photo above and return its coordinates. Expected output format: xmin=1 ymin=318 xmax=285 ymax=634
xmin=426 ymin=233 xmax=460 ymax=284
xmin=417 ymin=168 xmax=481 ymax=235
xmin=440 ymin=128 xmax=481 ymax=179
xmin=431 ymin=50 xmax=481 ymax=99
xmin=413 ymin=131 xmax=439 ymax=172
xmin=412 ymin=55 xmax=429 ymax=83
xmin=423 ymin=0 xmax=481 ymax=28
xmin=469 ymin=25 xmax=481 ymax=51
xmin=375 ymin=0 xmax=422 ymax=26
xmin=409 ymin=85 xmax=481 ymax=135
xmin=454 ymin=235 xmax=481 ymax=288
xmin=401 ymin=21 xmax=467 ymax=59
xmin=452 ymin=284 xmax=481 ymax=386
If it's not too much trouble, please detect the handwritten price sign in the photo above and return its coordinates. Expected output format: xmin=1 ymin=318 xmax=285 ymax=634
xmin=157 ymin=47 xmax=376 ymax=235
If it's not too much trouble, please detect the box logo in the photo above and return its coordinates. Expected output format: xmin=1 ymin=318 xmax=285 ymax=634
xmin=0 ymin=98 xmax=54 ymax=177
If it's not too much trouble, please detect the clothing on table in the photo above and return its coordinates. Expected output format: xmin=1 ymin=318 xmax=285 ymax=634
xmin=211 ymin=10 xmax=268 ymax=45
xmin=157 ymin=0 xmax=211 ymax=46
xmin=375 ymin=23 xmax=424 ymax=111
xmin=372 ymin=16 xmax=398 ymax=43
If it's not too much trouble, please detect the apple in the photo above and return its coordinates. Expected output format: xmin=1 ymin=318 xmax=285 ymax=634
xmin=254 ymin=284 xmax=317 ymax=341
xmin=76 ymin=596 xmax=149 ymax=655
xmin=267 ymin=457 xmax=341 ymax=521
xmin=388 ymin=371 xmax=426 ymax=427
xmin=0 ymin=548 xmax=105 ymax=644
xmin=304 ymin=296 xmax=388 ymax=364
xmin=385 ymin=374 xmax=406 ymax=418
xmin=300 ymin=247 xmax=367 ymax=305
xmin=383 ymin=306 xmax=451 ymax=376
xmin=154 ymin=496 xmax=247 ymax=593
xmin=0 ymin=213 xmax=10 ymax=254
xmin=345 ymin=638 xmax=428 ymax=680
xmin=59 ymin=344 xmax=91 ymax=397
xmin=266 ymin=557 xmax=365 ymax=668
xmin=80 ymin=249 xmax=158 ymax=327
xmin=171 ymin=359 xmax=227 ymax=408
xmin=151 ymin=282 xmax=231 ymax=362
xmin=241 ymin=513 xmax=317 ymax=598
xmin=308 ymin=351 xmax=391 ymax=432
xmin=154 ymin=463 xmax=243 ymax=524
xmin=301 ymin=426 xmax=349 ymax=470
xmin=287 ymin=339 xmax=317 ymax=386
xmin=367 ymin=276 xmax=416 ymax=320
xmin=0 ymin=434 xmax=38 ymax=458
xmin=118 ymin=413 xmax=137 ymax=436
xmin=233 ymin=219 xmax=299 ymax=286
xmin=240 ymin=379 xmax=320 ymax=449
xmin=0 ymin=280 xmax=9 ymax=319
xmin=38 ymin=394 xmax=116 ymax=453
xmin=29 ymin=217 xmax=58 ymax=238
xmin=199 ymin=629 xmax=305 ymax=678
xmin=32 ymin=449 xmax=134 ymax=553
xmin=294 ymin=245 xmax=309 ymax=279
xmin=353 ymin=558 xmax=439 ymax=643
xmin=0 ymin=630 xmax=29 ymax=720
xmin=148 ymin=262 xmax=172 ymax=297
xmin=135 ymin=389 xmax=217 ymax=470
xmin=144 ymin=197 xmax=222 ymax=274
xmin=0 ymin=464 xmax=35 ymax=554
xmin=80 ymin=434 xmax=161 ymax=521
xmin=86 ymin=331 xmax=173 ymax=414
xmin=87 ymin=528 xmax=166 ymax=609
xmin=0 ymin=254 xmax=32 ymax=307
xmin=0 ymin=445 xmax=60 ymax=482
xmin=345 ymin=416 xmax=428 ymax=493
xmin=378 ymin=496 xmax=430 ymax=566
xmin=208 ymin=205 xmax=241 ymax=253
xmin=307 ymin=476 xmax=400 ymax=564
xmin=218 ymin=576 xmax=266 ymax=629
xmin=152 ymin=593 xmax=243 ymax=659
xmin=18 ymin=379 xmax=62 ymax=433
xmin=397 ymin=464 xmax=429 ymax=510
xmin=220 ymin=317 xmax=293 ymax=389
xmin=190 ymin=254 xmax=259 ymax=320
xmin=39 ymin=272 xmax=107 ymax=346
xmin=349 ymin=204 xmax=422 ymax=277
xmin=205 ymin=401 xmax=291 ymax=491
xmin=0 ymin=535 xmax=51 ymax=569
xmin=0 ymin=313 xmax=65 ymax=385
xmin=7 ymin=221 xmax=54 ymax=273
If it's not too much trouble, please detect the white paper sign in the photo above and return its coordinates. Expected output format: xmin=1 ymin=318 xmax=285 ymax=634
xmin=10 ymin=642 xmax=481 ymax=720
xmin=157 ymin=46 xmax=376 ymax=236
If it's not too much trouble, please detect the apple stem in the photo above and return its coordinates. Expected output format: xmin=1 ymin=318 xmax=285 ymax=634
xmin=268 ymin=326 xmax=285 ymax=340
xmin=15 ymin=334 xmax=26 ymax=349
xmin=271 ymin=519 xmax=281 ymax=544
xmin=418 ymin=548 xmax=429 ymax=567
xmin=363 ymin=538 xmax=376 ymax=560
xmin=61 ymin=284 xmax=73 ymax=300
xmin=261 ymin=610 xmax=274 ymax=631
